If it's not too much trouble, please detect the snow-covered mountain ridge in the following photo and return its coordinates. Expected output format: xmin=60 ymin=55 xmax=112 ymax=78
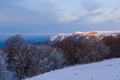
xmin=49 ymin=31 xmax=120 ymax=44
xmin=25 ymin=58 xmax=120 ymax=80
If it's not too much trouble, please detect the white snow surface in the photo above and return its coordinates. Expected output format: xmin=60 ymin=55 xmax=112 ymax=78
xmin=25 ymin=58 xmax=120 ymax=80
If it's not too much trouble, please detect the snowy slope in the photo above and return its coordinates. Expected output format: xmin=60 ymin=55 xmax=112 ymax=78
xmin=25 ymin=58 xmax=120 ymax=80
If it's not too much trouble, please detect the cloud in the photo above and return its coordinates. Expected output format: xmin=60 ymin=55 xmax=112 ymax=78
xmin=56 ymin=0 xmax=120 ymax=25
xmin=58 ymin=10 xmax=88 ymax=23
xmin=86 ymin=8 xmax=120 ymax=24
xmin=56 ymin=0 xmax=119 ymax=24
xmin=81 ymin=0 xmax=103 ymax=11
xmin=17 ymin=0 xmax=56 ymax=12
xmin=58 ymin=14 xmax=78 ymax=23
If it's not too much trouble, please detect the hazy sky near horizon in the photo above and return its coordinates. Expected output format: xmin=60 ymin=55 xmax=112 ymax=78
xmin=0 ymin=0 xmax=120 ymax=33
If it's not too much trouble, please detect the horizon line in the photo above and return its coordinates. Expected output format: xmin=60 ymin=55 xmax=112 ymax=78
xmin=0 ymin=30 xmax=120 ymax=35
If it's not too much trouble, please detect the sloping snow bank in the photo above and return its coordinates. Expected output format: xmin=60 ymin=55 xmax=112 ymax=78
xmin=25 ymin=58 xmax=120 ymax=80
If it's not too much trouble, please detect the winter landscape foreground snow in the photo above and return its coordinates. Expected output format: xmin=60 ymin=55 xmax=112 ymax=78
xmin=25 ymin=58 xmax=120 ymax=80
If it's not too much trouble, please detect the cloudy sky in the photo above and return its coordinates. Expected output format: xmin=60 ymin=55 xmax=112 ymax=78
xmin=0 ymin=0 xmax=120 ymax=33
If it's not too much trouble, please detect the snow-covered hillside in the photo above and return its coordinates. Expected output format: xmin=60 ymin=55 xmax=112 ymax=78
xmin=25 ymin=58 xmax=120 ymax=80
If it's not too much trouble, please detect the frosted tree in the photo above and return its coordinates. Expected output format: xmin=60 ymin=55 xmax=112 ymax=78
xmin=26 ymin=45 xmax=66 ymax=77
xmin=0 ymin=49 xmax=15 ymax=80
xmin=77 ymin=38 xmax=110 ymax=63
xmin=4 ymin=35 xmax=27 ymax=80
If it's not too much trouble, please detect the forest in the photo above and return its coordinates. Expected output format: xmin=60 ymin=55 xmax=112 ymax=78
xmin=0 ymin=34 xmax=120 ymax=80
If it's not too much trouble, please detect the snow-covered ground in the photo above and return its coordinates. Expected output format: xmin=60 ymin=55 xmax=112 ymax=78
xmin=25 ymin=58 xmax=120 ymax=80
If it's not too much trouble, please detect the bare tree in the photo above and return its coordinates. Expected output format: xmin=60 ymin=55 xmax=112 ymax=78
xmin=4 ymin=35 xmax=27 ymax=80
xmin=77 ymin=39 xmax=110 ymax=63
xmin=102 ymin=35 xmax=120 ymax=58
xmin=54 ymin=36 xmax=110 ymax=65
xmin=0 ymin=49 xmax=15 ymax=80
xmin=26 ymin=45 xmax=66 ymax=77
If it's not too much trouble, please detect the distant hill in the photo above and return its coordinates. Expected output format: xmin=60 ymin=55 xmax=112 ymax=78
xmin=48 ymin=31 xmax=120 ymax=44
